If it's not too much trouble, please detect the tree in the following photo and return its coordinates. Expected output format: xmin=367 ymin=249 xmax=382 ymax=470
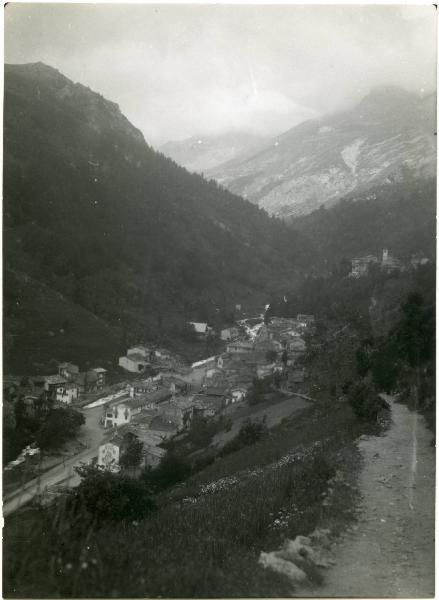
xmin=146 ymin=452 xmax=191 ymax=490
xmin=120 ymin=435 xmax=144 ymax=469
xmin=347 ymin=376 xmax=389 ymax=421
xmin=72 ymin=464 xmax=155 ymax=523
xmin=36 ymin=407 xmax=85 ymax=451
xmin=220 ymin=417 xmax=268 ymax=455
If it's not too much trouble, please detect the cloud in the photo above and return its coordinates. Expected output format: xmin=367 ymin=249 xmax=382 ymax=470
xmin=5 ymin=4 xmax=437 ymax=145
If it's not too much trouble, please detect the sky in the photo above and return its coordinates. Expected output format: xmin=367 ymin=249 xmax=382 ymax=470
xmin=4 ymin=3 xmax=437 ymax=146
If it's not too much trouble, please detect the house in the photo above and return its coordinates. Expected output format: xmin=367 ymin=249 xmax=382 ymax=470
xmin=297 ymin=314 xmax=316 ymax=328
xmin=381 ymin=248 xmax=404 ymax=273
xmin=288 ymin=338 xmax=306 ymax=353
xmin=229 ymin=386 xmax=248 ymax=403
xmin=350 ymin=255 xmax=378 ymax=278
xmin=149 ymin=416 xmax=179 ymax=438
xmin=90 ymin=367 xmax=107 ymax=388
xmin=127 ymin=345 xmax=153 ymax=359
xmin=254 ymin=339 xmax=282 ymax=354
xmin=119 ymin=352 xmax=150 ymax=373
xmin=56 ymin=381 xmax=79 ymax=405
xmin=158 ymin=397 xmax=194 ymax=431
xmin=98 ymin=431 xmax=138 ymax=470
xmin=76 ymin=370 xmax=99 ymax=393
xmin=104 ymin=402 xmax=132 ymax=428
xmin=161 ymin=375 xmax=190 ymax=396
xmin=128 ymin=375 xmax=161 ymax=397
xmin=58 ymin=362 xmax=79 ymax=381
xmin=43 ymin=375 xmax=68 ymax=400
xmin=188 ymin=322 xmax=210 ymax=338
xmin=192 ymin=394 xmax=226 ymax=418
xmin=220 ymin=327 xmax=240 ymax=341
xmin=226 ymin=340 xmax=254 ymax=354
xmin=125 ymin=386 xmax=172 ymax=414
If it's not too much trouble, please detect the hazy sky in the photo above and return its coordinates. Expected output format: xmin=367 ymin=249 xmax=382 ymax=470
xmin=5 ymin=3 xmax=437 ymax=146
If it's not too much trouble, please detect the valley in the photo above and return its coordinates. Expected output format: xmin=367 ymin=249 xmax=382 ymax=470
xmin=3 ymin=36 xmax=436 ymax=599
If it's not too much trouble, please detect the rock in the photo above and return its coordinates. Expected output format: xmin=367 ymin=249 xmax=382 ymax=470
xmin=259 ymin=552 xmax=307 ymax=583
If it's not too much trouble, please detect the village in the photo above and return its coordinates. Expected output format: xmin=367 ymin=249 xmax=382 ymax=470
xmin=3 ymin=310 xmax=316 ymax=488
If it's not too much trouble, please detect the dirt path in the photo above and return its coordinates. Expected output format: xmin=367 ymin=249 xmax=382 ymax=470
xmin=308 ymin=396 xmax=435 ymax=597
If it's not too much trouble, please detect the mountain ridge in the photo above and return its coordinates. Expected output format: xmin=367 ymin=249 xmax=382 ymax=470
xmin=208 ymin=86 xmax=436 ymax=216
xmin=4 ymin=62 xmax=299 ymax=372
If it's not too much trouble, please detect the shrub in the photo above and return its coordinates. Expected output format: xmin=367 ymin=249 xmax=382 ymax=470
xmin=71 ymin=464 xmax=155 ymax=523
xmin=347 ymin=376 xmax=389 ymax=421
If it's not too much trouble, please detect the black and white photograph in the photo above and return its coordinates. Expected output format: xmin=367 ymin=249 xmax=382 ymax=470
xmin=3 ymin=3 xmax=437 ymax=597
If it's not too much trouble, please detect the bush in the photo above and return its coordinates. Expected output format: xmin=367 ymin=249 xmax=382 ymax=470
xmin=71 ymin=464 xmax=155 ymax=523
xmin=220 ymin=418 xmax=268 ymax=456
xmin=120 ymin=435 xmax=144 ymax=469
xmin=347 ymin=376 xmax=389 ymax=421
xmin=145 ymin=452 xmax=191 ymax=490
xmin=36 ymin=407 xmax=85 ymax=451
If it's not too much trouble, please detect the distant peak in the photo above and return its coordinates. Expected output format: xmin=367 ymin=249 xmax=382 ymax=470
xmin=359 ymin=85 xmax=416 ymax=105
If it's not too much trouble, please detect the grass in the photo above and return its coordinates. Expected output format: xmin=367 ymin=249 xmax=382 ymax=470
xmin=4 ymin=398 xmax=366 ymax=598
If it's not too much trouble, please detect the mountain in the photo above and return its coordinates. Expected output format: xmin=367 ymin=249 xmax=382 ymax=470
xmin=289 ymin=178 xmax=436 ymax=272
xmin=209 ymin=86 xmax=436 ymax=217
xmin=4 ymin=62 xmax=299 ymax=373
xmin=158 ymin=132 xmax=268 ymax=174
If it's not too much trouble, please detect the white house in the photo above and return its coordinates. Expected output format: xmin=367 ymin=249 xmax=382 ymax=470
xmin=189 ymin=322 xmax=210 ymax=337
xmin=128 ymin=345 xmax=152 ymax=358
xmin=56 ymin=381 xmax=79 ymax=405
xmin=220 ymin=327 xmax=240 ymax=341
xmin=104 ymin=402 xmax=132 ymax=428
xmin=91 ymin=367 xmax=107 ymax=388
xmin=58 ymin=362 xmax=79 ymax=381
xmin=119 ymin=354 xmax=150 ymax=373
xmin=98 ymin=439 xmax=122 ymax=469
xmin=226 ymin=341 xmax=254 ymax=354
xmin=230 ymin=386 xmax=247 ymax=403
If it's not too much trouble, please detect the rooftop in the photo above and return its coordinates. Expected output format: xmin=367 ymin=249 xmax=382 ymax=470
xmin=45 ymin=375 xmax=67 ymax=385
xmin=189 ymin=322 xmax=208 ymax=334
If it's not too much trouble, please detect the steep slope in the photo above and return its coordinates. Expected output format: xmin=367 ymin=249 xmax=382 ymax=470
xmin=158 ymin=132 xmax=268 ymax=174
xmin=4 ymin=63 xmax=298 ymax=372
xmin=289 ymin=178 xmax=436 ymax=271
xmin=210 ymin=87 xmax=436 ymax=217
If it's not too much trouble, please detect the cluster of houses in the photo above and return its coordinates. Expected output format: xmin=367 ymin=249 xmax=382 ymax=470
xmin=4 ymin=363 xmax=108 ymax=413
xmin=118 ymin=345 xmax=178 ymax=373
xmin=98 ymin=314 xmax=314 ymax=471
xmin=350 ymin=248 xmax=429 ymax=278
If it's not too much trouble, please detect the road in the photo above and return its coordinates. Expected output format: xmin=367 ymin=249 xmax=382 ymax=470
xmin=3 ymin=444 xmax=99 ymax=517
xmin=308 ymin=395 xmax=435 ymax=597
xmin=3 ymin=405 xmax=106 ymax=517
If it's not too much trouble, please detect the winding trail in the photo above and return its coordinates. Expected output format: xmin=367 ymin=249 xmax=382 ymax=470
xmin=309 ymin=396 xmax=435 ymax=597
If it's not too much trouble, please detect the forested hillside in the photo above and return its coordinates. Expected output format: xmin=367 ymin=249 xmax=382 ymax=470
xmin=4 ymin=63 xmax=298 ymax=373
xmin=289 ymin=178 xmax=436 ymax=272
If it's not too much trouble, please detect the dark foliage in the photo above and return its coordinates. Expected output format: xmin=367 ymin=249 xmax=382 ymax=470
xmin=71 ymin=464 xmax=156 ymax=523
xmin=144 ymin=452 xmax=191 ymax=491
xmin=119 ymin=435 xmax=144 ymax=469
xmin=347 ymin=376 xmax=390 ymax=421
xmin=35 ymin=407 xmax=85 ymax=451
xmin=220 ymin=417 xmax=268 ymax=455
xmin=4 ymin=63 xmax=301 ymax=372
